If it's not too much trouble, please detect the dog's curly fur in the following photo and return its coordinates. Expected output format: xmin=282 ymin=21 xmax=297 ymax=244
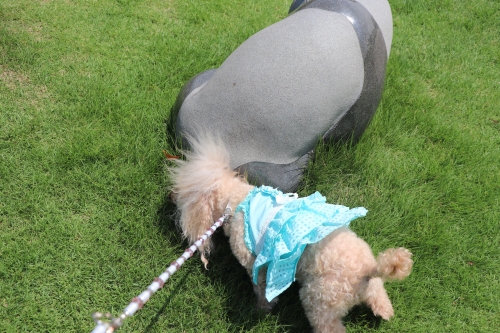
xmin=169 ymin=133 xmax=413 ymax=333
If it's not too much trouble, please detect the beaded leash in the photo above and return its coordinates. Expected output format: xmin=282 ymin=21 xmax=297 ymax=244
xmin=91 ymin=204 xmax=232 ymax=333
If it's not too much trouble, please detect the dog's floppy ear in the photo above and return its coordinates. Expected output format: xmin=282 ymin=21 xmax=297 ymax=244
xmin=177 ymin=188 xmax=219 ymax=268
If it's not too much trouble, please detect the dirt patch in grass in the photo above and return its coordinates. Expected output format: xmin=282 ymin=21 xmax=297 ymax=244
xmin=0 ymin=65 xmax=31 ymax=90
xmin=0 ymin=64 xmax=51 ymax=107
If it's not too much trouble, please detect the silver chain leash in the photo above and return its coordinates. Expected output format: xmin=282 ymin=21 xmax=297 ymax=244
xmin=91 ymin=204 xmax=232 ymax=333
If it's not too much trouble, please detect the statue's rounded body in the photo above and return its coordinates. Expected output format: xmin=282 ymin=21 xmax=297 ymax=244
xmin=174 ymin=0 xmax=393 ymax=192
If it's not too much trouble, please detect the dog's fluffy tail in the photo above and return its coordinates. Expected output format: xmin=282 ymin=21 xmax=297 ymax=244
xmin=375 ymin=248 xmax=413 ymax=281
xmin=169 ymin=132 xmax=237 ymax=266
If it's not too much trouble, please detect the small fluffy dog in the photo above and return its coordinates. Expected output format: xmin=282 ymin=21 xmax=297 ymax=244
xmin=169 ymin=134 xmax=413 ymax=333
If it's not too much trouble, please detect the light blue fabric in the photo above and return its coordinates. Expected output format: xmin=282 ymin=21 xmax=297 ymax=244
xmin=236 ymin=186 xmax=368 ymax=301
xmin=236 ymin=186 xmax=297 ymax=256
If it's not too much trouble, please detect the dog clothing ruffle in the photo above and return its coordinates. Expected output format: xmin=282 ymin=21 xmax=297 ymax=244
xmin=236 ymin=186 xmax=368 ymax=301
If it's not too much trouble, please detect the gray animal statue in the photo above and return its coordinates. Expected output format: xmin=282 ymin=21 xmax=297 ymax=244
xmin=173 ymin=0 xmax=393 ymax=192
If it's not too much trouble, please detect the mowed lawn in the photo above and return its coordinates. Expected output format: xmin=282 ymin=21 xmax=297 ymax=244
xmin=0 ymin=0 xmax=498 ymax=332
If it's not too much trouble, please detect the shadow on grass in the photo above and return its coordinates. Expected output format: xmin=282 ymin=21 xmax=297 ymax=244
xmin=142 ymin=273 xmax=190 ymax=333
xmin=298 ymin=138 xmax=360 ymax=191
xmin=344 ymin=304 xmax=383 ymax=330
xmin=154 ymin=191 xmax=182 ymax=246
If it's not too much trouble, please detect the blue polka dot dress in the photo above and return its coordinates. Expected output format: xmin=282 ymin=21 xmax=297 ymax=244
xmin=236 ymin=186 xmax=368 ymax=301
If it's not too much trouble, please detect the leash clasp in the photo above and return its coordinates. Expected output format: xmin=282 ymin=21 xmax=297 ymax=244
xmin=223 ymin=203 xmax=232 ymax=224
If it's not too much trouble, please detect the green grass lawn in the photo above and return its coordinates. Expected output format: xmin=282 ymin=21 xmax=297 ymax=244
xmin=0 ymin=0 xmax=498 ymax=332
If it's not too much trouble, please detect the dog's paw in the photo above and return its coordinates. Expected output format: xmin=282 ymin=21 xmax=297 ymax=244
xmin=372 ymin=301 xmax=394 ymax=320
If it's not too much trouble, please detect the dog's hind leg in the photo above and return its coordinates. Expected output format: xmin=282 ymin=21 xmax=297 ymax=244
xmin=363 ymin=277 xmax=394 ymax=320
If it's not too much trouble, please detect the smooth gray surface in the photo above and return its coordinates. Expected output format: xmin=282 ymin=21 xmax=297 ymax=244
xmin=356 ymin=0 xmax=393 ymax=57
xmin=177 ymin=8 xmax=363 ymax=168
xmin=173 ymin=69 xmax=216 ymax=113
xmin=296 ymin=0 xmax=388 ymax=143
xmin=174 ymin=0 xmax=392 ymax=192
xmin=289 ymin=0 xmax=392 ymax=57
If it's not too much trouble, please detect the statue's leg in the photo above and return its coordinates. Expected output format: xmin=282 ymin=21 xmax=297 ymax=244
xmin=235 ymin=150 xmax=312 ymax=193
